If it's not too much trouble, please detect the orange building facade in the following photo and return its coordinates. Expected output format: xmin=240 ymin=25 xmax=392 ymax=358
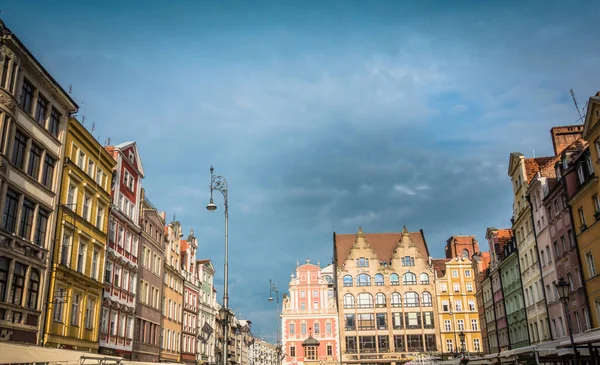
xmin=281 ymin=259 xmax=340 ymax=365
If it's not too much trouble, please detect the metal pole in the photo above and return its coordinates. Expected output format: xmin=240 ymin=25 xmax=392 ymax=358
xmin=223 ymin=203 xmax=229 ymax=365
xmin=563 ymin=300 xmax=578 ymax=364
xmin=207 ymin=166 xmax=229 ymax=365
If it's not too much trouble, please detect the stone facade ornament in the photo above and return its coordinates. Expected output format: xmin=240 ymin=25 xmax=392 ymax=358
xmin=0 ymin=93 xmax=15 ymax=113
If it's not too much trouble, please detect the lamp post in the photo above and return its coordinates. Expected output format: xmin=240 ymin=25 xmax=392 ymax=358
xmin=555 ymin=276 xmax=578 ymax=364
xmin=207 ymin=165 xmax=229 ymax=365
xmin=269 ymin=280 xmax=282 ymax=365
xmin=458 ymin=331 xmax=469 ymax=365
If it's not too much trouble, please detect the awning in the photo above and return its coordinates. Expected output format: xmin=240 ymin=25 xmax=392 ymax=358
xmin=499 ymin=345 xmax=535 ymax=358
xmin=558 ymin=328 xmax=600 ymax=347
xmin=122 ymin=362 xmax=182 ymax=365
xmin=468 ymin=359 xmax=491 ymax=365
xmin=0 ymin=342 xmax=122 ymax=365
xmin=556 ymin=348 xmax=591 ymax=357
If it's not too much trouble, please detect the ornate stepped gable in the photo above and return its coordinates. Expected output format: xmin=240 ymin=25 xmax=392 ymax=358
xmin=334 ymin=226 xmax=431 ymax=269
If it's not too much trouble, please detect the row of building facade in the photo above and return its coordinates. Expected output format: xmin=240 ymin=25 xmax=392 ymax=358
xmin=0 ymin=17 xmax=282 ymax=365
xmin=279 ymin=96 xmax=600 ymax=365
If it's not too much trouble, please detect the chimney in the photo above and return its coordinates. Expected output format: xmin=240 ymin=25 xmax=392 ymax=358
xmin=551 ymin=125 xmax=583 ymax=156
xmin=161 ymin=211 xmax=166 ymax=220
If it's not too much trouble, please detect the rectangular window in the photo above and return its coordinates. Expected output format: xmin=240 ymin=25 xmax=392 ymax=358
xmin=87 ymin=159 xmax=94 ymax=176
xmin=471 ymin=319 xmax=478 ymax=330
xmin=2 ymin=189 xmax=19 ymax=233
xmin=60 ymin=233 xmax=71 ymax=266
xmin=78 ymin=150 xmax=85 ymax=169
xmin=77 ymin=242 xmax=86 ymax=273
xmin=468 ymin=299 xmax=476 ymax=311
xmin=53 ymin=287 xmax=65 ymax=322
xmin=91 ymin=249 xmax=99 ymax=280
xmin=587 ymin=253 xmax=597 ymax=277
xmin=85 ymin=297 xmax=95 ymax=329
xmin=96 ymin=205 xmax=105 ymax=229
xmin=11 ymin=130 xmax=27 ymax=169
xmin=109 ymin=219 xmax=116 ymax=242
xmin=19 ymin=198 xmax=35 ymax=240
xmin=71 ymin=293 xmax=80 ymax=326
xmin=48 ymin=108 xmax=60 ymax=137
xmin=82 ymin=194 xmax=91 ymax=220
xmin=35 ymin=95 xmax=47 ymax=126
xmin=33 ymin=208 xmax=49 ymax=246
xmin=41 ymin=154 xmax=55 ymax=189
xmin=1 ymin=56 xmax=9 ymax=88
xmin=19 ymin=78 xmax=34 ymax=114
xmin=27 ymin=143 xmax=42 ymax=179
xmin=326 ymin=322 xmax=331 ymax=334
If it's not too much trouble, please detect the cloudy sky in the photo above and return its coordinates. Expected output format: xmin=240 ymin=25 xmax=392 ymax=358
xmin=3 ymin=0 xmax=600 ymax=342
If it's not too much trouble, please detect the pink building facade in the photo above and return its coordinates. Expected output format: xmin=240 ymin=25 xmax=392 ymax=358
xmin=281 ymin=259 xmax=340 ymax=365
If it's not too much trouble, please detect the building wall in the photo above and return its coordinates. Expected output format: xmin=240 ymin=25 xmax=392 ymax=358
xmin=160 ymin=221 xmax=183 ymax=362
xmin=573 ymin=96 xmax=600 ymax=329
xmin=132 ymin=192 xmax=165 ymax=362
xmin=435 ymin=257 xmax=483 ymax=355
xmin=282 ymin=261 xmax=340 ymax=365
xmin=508 ymin=153 xmax=549 ymax=344
xmin=43 ymin=117 xmax=115 ymax=352
xmin=334 ymin=228 xmax=439 ymax=364
xmin=99 ymin=143 xmax=144 ymax=358
xmin=0 ymin=26 xmax=77 ymax=345
xmin=181 ymin=232 xmax=200 ymax=365
xmin=197 ymin=259 xmax=218 ymax=365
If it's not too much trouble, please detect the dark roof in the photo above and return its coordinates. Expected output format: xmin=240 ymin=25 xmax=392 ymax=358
xmin=302 ymin=336 xmax=320 ymax=346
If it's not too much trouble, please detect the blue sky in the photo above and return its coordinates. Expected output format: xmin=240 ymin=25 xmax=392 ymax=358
xmin=3 ymin=0 xmax=600 ymax=342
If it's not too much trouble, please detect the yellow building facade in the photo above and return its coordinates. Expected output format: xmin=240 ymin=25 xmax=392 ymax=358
xmin=572 ymin=93 xmax=600 ymax=328
xmin=43 ymin=117 xmax=116 ymax=351
xmin=160 ymin=220 xmax=184 ymax=362
xmin=434 ymin=256 xmax=483 ymax=357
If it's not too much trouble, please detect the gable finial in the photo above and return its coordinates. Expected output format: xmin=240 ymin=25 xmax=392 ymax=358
xmin=402 ymin=226 xmax=409 ymax=235
xmin=357 ymin=227 xmax=365 ymax=238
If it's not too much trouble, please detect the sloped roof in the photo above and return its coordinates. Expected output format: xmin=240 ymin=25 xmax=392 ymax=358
xmin=302 ymin=335 xmax=320 ymax=346
xmin=524 ymin=157 xmax=554 ymax=183
xmin=432 ymin=258 xmax=451 ymax=277
xmin=334 ymin=229 xmax=430 ymax=265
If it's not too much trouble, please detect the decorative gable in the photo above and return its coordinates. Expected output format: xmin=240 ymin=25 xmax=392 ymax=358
xmin=343 ymin=227 xmax=379 ymax=270
xmin=583 ymin=94 xmax=600 ymax=141
xmin=114 ymin=141 xmax=145 ymax=178
xmin=508 ymin=152 xmax=524 ymax=178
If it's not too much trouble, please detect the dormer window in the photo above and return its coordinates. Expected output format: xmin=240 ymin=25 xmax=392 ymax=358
xmin=578 ymin=165 xmax=585 ymax=185
xmin=556 ymin=166 xmax=561 ymax=181
xmin=563 ymin=158 xmax=569 ymax=170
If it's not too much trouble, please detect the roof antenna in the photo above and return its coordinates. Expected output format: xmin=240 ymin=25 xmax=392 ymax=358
xmin=68 ymin=85 xmax=72 ymax=94
xmin=570 ymin=89 xmax=585 ymax=123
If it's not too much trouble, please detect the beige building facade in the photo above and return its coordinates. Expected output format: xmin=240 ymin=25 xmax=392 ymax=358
xmin=160 ymin=220 xmax=184 ymax=362
xmin=0 ymin=19 xmax=77 ymax=345
xmin=333 ymin=227 xmax=439 ymax=365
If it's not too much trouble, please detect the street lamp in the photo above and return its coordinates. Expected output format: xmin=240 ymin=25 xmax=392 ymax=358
xmin=458 ymin=331 xmax=469 ymax=365
xmin=208 ymin=165 xmax=229 ymax=365
xmin=269 ymin=280 xmax=282 ymax=365
xmin=555 ymin=277 xmax=578 ymax=363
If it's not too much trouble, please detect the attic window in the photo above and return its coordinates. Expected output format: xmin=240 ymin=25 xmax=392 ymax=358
xmin=128 ymin=151 xmax=134 ymax=162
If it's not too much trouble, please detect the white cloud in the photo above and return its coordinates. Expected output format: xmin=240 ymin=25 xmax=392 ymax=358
xmin=341 ymin=211 xmax=380 ymax=226
xmin=393 ymin=184 xmax=416 ymax=196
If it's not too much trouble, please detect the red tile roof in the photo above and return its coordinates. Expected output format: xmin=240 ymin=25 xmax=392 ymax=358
xmin=432 ymin=258 xmax=451 ymax=277
xmin=180 ymin=239 xmax=188 ymax=251
xmin=524 ymin=157 xmax=553 ymax=183
xmin=480 ymin=252 xmax=491 ymax=271
xmin=334 ymin=228 xmax=430 ymax=265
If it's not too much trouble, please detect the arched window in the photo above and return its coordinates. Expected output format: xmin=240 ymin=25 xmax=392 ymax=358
xmin=12 ymin=263 xmax=26 ymax=306
xmin=343 ymin=294 xmax=354 ymax=309
xmin=390 ymin=273 xmax=400 ymax=286
xmin=357 ymin=293 xmax=373 ymax=308
xmin=374 ymin=273 xmax=384 ymax=286
xmin=462 ymin=249 xmax=469 ymax=259
xmin=0 ymin=257 xmax=9 ymax=302
xmin=324 ymin=275 xmax=333 ymax=284
xmin=375 ymin=293 xmax=386 ymax=307
xmin=404 ymin=291 xmax=419 ymax=307
xmin=391 ymin=292 xmax=402 ymax=307
xmin=356 ymin=274 xmax=371 ymax=287
xmin=403 ymin=272 xmax=417 ymax=285
xmin=420 ymin=273 xmax=430 ymax=284
xmin=27 ymin=269 xmax=40 ymax=309
xmin=343 ymin=275 xmax=353 ymax=287
xmin=422 ymin=291 xmax=433 ymax=307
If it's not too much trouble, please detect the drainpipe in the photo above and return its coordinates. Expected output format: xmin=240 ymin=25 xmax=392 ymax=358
xmin=525 ymin=193 xmax=553 ymax=341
